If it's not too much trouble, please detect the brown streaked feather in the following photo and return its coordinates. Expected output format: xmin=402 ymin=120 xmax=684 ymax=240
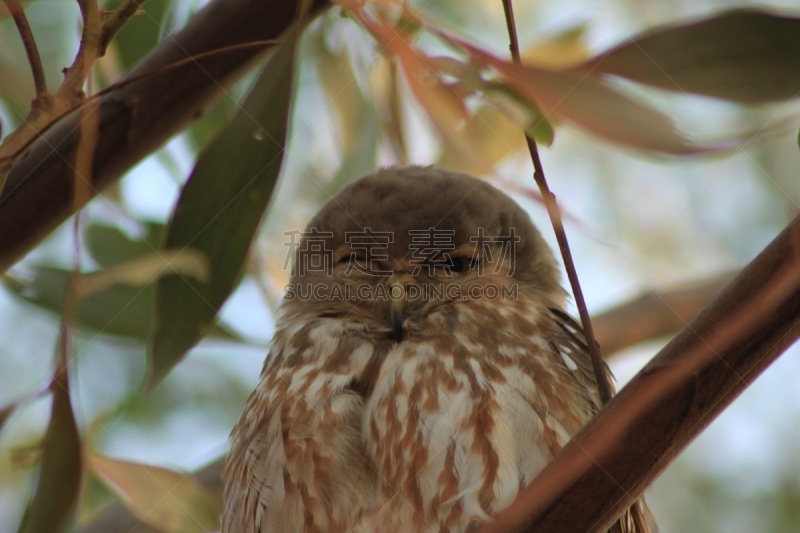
xmin=548 ymin=308 xmax=654 ymax=533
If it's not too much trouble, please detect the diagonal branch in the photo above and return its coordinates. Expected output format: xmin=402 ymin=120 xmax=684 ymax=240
xmin=0 ymin=0 xmax=330 ymax=274
xmin=481 ymin=215 xmax=800 ymax=532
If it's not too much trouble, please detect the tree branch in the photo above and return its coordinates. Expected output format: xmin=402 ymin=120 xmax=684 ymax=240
xmin=0 ymin=0 xmax=330 ymax=274
xmin=481 ymin=215 xmax=800 ymax=532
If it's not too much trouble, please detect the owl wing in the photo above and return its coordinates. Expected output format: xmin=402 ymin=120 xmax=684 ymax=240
xmin=547 ymin=308 xmax=655 ymax=533
xmin=223 ymin=403 xmax=294 ymax=532
xmin=548 ymin=308 xmax=607 ymax=415
xmin=222 ymin=366 xmax=376 ymax=532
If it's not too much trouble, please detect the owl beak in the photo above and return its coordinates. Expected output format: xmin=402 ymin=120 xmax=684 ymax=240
xmin=387 ymin=273 xmax=416 ymax=341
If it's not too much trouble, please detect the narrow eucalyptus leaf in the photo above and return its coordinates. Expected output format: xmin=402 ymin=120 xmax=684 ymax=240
xmin=148 ymin=27 xmax=302 ymax=388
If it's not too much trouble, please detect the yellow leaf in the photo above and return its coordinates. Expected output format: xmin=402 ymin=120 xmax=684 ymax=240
xmin=76 ymin=249 xmax=209 ymax=297
xmin=87 ymin=453 xmax=221 ymax=533
xmin=438 ymin=105 xmax=524 ymax=175
xmin=340 ymin=0 xmax=496 ymax=171
xmin=523 ymin=25 xmax=590 ymax=69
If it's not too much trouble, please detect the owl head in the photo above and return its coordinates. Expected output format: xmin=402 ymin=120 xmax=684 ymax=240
xmin=285 ymin=166 xmax=563 ymax=339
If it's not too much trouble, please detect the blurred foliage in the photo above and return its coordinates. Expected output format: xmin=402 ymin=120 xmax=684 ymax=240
xmin=0 ymin=0 xmax=799 ymax=531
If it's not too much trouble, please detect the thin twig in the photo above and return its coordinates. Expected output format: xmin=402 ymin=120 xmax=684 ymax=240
xmin=501 ymin=0 xmax=613 ymax=404
xmin=100 ymin=0 xmax=149 ymax=55
xmin=4 ymin=0 xmax=47 ymax=97
xmin=58 ymin=0 xmax=102 ymax=105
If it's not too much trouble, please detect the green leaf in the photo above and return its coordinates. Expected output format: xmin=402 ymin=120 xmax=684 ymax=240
xmin=583 ymin=9 xmax=800 ymax=103
xmin=483 ymin=84 xmax=555 ymax=146
xmin=87 ymin=453 xmax=221 ymax=533
xmin=85 ymin=222 xmax=164 ymax=268
xmin=18 ymin=379 xmax=82 ymax=533
xmin=526 ymin=118 xmax=555 ymax=147
xmin=3 ymin=267 xmax=240 ymax=342
xmin=187 ymin=94 xmax=238 ymax=152
xmin=111 ymin=0 xmax=173 ymax=71
xmin=148 ymin=29 xmax=301 ymax=388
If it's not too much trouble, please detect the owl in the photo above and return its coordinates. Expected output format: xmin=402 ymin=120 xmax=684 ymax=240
xmin=222 ymin=166 xmax=650 ymax=532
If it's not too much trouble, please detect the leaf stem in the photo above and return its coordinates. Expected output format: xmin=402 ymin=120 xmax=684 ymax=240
xmin=4 ymin=0 xmax=48 ymax=98
xmin=501 ymin=0 xmax=613 ymax=405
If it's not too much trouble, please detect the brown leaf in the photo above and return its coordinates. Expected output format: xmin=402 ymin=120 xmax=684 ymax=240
xmin=18 ymin=379 xmax=82 ymax=533
xmin=86 ymin=453 xmax=221 ymax=533
xmin=462 ymin=42 xmax=708 ymax=155
xmin=341 ymin=1 xmax=496 ymax=171
xmin=583 ymin=9 xmax=800 ymax=103
xmin=0 ymin=401 xmax=15 ymax=432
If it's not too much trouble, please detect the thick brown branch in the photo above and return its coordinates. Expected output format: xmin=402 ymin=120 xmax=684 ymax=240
xmin=481 ymin=216 xmax=800 ymax=532
xmin=0 ymin=0 xmax=330 ymax=274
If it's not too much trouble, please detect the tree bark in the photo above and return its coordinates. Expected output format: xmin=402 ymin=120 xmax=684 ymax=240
xmin=482 ymin=216 xmax=800 ymax=532
xmin=0 ymin=0 xmax=329 ymax=274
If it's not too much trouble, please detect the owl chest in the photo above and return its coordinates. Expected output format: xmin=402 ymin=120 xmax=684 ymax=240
xmin=360 ymin=343 xmax=564 ymax=529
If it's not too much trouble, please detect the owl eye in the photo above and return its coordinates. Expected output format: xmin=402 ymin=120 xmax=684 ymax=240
xmin=445 ymin=257 xmax=465 ymax=272
xmin=436 ymin=256 xmax=479 ymax=273
xmin=338 ymin=252 xmax=366 ymax=264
